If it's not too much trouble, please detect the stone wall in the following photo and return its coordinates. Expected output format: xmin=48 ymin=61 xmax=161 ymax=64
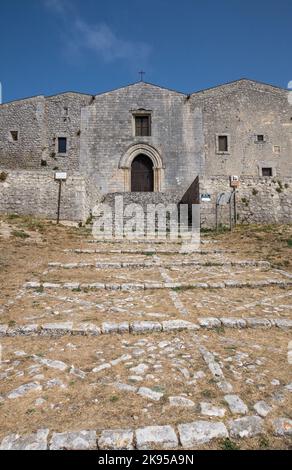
xmin=0 ymin=96 xmax=45 ymax=169
xmin=43 ymin=93 xmax=92 ymax=171
xmin=200 ymin=176 xmax=292 ymax=228
xmin=0 ymin=93 xmax=91 ymax=171
xmin=191 ymin=80 xmax=292 ymax=178
xmin=0 ymin=170 xmax=89 ymax=222
xmin=80 ymin=82 xmax=204 ymax=196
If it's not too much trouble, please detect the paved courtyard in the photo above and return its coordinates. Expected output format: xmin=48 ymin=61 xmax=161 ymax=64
xmin=0 ymin=217 xmax=291 ymax=450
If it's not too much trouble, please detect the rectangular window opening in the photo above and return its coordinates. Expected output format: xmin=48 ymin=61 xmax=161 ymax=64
xmin=256 ymin=135 xmax=264 ymax=142
xmin=58 ymin=137 xmax=67 ymax=154
xmin=262 ymin=167 xmax=273 ymax=177
xmin=218 ymin=135 xmax=228 ymax=152
xmin=135 ymin=115 xmax=151 ymax=137
xmin=10 ymin=131 xmax=18 ymax=142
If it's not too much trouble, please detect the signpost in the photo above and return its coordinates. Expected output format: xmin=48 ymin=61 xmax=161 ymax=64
xmin=55 ymin=172 xmax=67 ymax=224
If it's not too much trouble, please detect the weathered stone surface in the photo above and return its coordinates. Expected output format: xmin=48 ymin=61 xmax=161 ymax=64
xmin=0 ymin=324 xmax=8 ymax=336
xmin=224 ymin=395 xmax=248 ymax=415
xmin=121 ymin=283 xmax=145 ymax=290
xmin=246 ymin=318 xmax=271 ymax=328
xmin=105 ymin=283 xmax=121 ymax=290
xmin=45 ymin=378 xmax=66 ymax=389
xmin=72 ymin=323 xmax=101 ymax=336
xmin=198 ymin=318 xmax=222 ymax=329
xmin=178 ymin=421 xmax=228 ymax=447
xmin=199 ymin=346 xmax=225 ymax=379
xmin=70 ymin=366 xmax=86 ymax=380
xmin=136 ymin=425 xmax=178 ymax=450
xmin=169 ymin=396 xmax=195 ymax=408
xmin=253 ymin=401 xmax=272 ymax=417
xmin=63 ymin=282 xmax=80 ymax=290
xmin=208 ymin=282 xmax=225 ymax=289
xmin=110 ymin=354 xmax=132 ymax=366
xmin=223 ymin=280 xmax=240 ymax=288
xmin=50 ymin=430 xmax=97 ymax=450
xmin=138 ymin=387 xmax=164 ymax=401
xmin=7 ymin=324 xmax=39 ymax=337
xmin=92 ymin=363 xmax=111 ymax=373
xmin=0 ymin=429 xmax=49 ymax=450
xmin=271 ymin=379 xmax=280 ymax=386
xmin=25 ymin=282 xmax=41 ymax=289
xmin=217 ymin=380 xmax=234 ymax=393
xmin=41 ymin=322 xmax=73 ymax=336
xmin=101 ymin=322 xmax=129 ymax=334
xmin=130 ymin=321 xmax=162 ymax=333
xmin=98 ymin=429 xmax=134 ymax=450
xmin=272 ymin=418 xmax=292 ymax=436
xmin=144 ymin=282 xmax=165 ymax=289
xmin=115 ymin=383 xmax=137 ymax=393
xmin=129 ymin=363 xmax=149 ymax=375
xmin=38 ymin=357 xmax=68 ymax=371
xmin=7 ymin=382 xmax=42 ymax=399
xmin=229 ymin=416 xmax=264 ymax=438
xmin=200 ymin=402 xmax=226 ymax=417
xmin=43 ymin=283 xmax=61 ymax=289
xmin=275 ymin=319 xmax=292 ymax=329
xmin=82 ymin=283 xmax=105 ymax=290
xmin=220 ymin=318 xmax=247 ymax=328
xmin=162 ymin=320 xmax=199 ymax=332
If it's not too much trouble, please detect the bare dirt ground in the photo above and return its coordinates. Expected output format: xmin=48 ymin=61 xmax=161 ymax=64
xmin=0 ymin=215 xmax=291 ymax=450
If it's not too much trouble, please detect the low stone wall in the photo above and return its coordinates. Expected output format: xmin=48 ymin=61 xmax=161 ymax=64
xmin=0 ymin=169 xmax=89 ymax=222
xmin=200 ymin=176 xmax=292 ymax=228
xmin=1 ymin=172 xmax=291 ymax=227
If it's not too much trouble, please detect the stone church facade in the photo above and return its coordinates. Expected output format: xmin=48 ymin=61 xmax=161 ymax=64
xmin=0 ymin=79 xmax=292 ymax=227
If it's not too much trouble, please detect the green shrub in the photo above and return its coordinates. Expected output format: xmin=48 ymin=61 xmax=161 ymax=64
xmin=220 ymin=438 xmax=240 ymax=450
xmin=12 ymin=230 xmax=30 ymax=239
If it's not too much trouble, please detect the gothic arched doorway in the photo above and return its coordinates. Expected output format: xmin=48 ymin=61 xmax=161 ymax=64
xmin=131 ymin=154 xmax=154 ymax=192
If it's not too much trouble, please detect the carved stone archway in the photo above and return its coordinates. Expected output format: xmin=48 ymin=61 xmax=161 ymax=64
xmin=119 ymin=143 xmax=164 ymax=192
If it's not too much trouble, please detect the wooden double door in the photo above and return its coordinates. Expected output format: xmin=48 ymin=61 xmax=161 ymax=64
xmin=131 ymin=154 xmax=154 ymax=192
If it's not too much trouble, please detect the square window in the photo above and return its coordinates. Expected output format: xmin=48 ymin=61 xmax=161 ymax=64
xmin=262 ymin=167 xmax=272 ymax=177
xmin=10 ymin=131 xmax=18 ymax=141
xmin=256 ymin=135 xmax=264 ymax=142
xmin=58 ymin=137 xmax=67 ymax=154
xmin=273 ymin=145 xmax=280 ymax=154
xmin=135 ymin=115 xmax=151 ymax=136
xmin=218 ymin=135 xmax=228 ymax=152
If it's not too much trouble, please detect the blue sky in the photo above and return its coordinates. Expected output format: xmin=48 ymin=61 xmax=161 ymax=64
xmin=0 ymin=0 xmax=291 ymax=102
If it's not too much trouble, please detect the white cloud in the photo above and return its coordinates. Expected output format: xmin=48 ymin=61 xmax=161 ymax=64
xmin=74 ymin=20 xmax=150 ymax=63
xmin=43 ymin=0 xmax=151 ymax=65
xmin=44 ymin=0 xmax=67 ymax=14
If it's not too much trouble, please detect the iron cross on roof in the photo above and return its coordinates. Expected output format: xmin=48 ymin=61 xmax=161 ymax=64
xmin=139 ymin=70 xmax=145 ymax=82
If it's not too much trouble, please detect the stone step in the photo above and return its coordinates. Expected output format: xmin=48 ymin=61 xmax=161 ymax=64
xmin=87 ymin=238 xmax=219 ymax=245
xmin=24 ymin=279 xmax=292 ymax=291
xmin=47 ymin=260 xmax=271 ymax=270
xmin=64 ymin=248 xmax=236 ymax=255
xmin=1 ymin=417 xmax=291 ymax=449
xmin=1 ymin=317 xmax=291 ymax=338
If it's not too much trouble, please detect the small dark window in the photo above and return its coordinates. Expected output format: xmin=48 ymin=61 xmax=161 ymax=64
xmin=262 ymin=167 xmax=272 ymax=177
xmin=257 ymin=135 xmax=264 ymax=142
xmin=135 ymin=115 xmax=151 ymax=136
xmin=58 ymin=137 xmax=67 ymax=154
xmin=10 ymin=131 xmax=18 ymax=141
xmin=218 ymin=135 xmax=228 ymax=152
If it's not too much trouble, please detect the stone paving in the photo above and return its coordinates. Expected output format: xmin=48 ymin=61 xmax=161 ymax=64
xmin=0 ymin=237 xmax=291 ymax=449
